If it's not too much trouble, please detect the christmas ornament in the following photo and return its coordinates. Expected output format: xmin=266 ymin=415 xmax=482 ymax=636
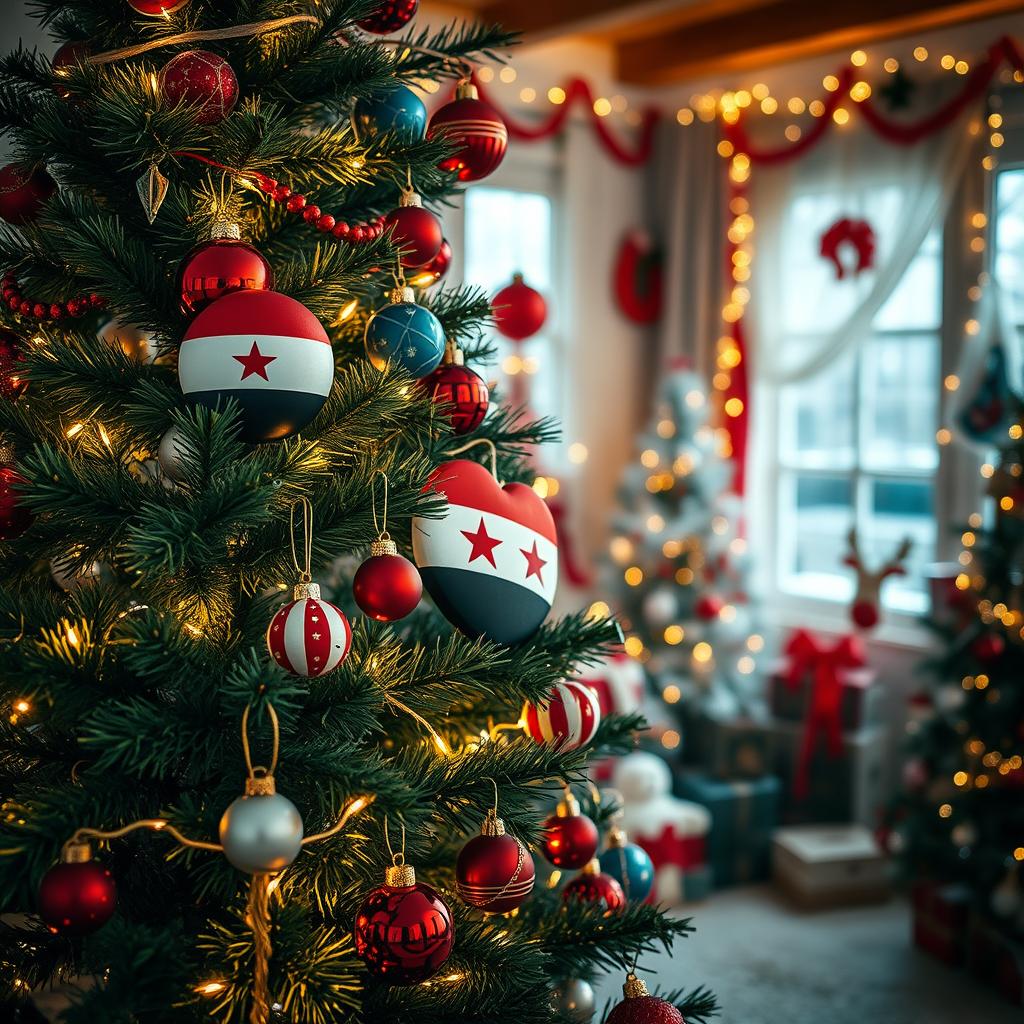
xmin=562 ymin=858 xmax=625 ymax=912
xmin=38 ymin=842 xmax=116 ymax=935
xmin=353 ymin=84 xmax=427 ymax=139
xmin=385 ymin=188 xmax=443 ymax=269
xmin=0 ymin=164 xmax=55 ymax=225
xmin=428 ymin=80 xmax=508 ymax=182
xmin=642 ymin=587 xmax=678 ymax=629
xmin=0 ymin=329 xmax=28 ymax=401
xmin=353 ymin=473 xmax=422 ymax=622
xmin=158 ymin=424 xmax=189 ymax=484
xmin=353 ymin=823 xmax=454 ymax=984
xmin=136 ymin=162 xmax=169 ymax=224
xmin=50 ymin=555 xmax=101 ymax=591
xmin=524 ymin=680 xmax=601 ymax=752
xmin=419 ymin=340 xmax=489 ymax=434
xmin=127 ymin=0 xmax=190 ymax=14
xmin=408 ymin=238 xmax=452 ymax=289
xmin=179 ymin=221 xmax=273 ymax=315
xmin=267 ymin=497 xmax=352 ymax=676
xmin=599 ymin=823 xmax=655 ymax=902
xmin=542 ymin=788 xmax=599 ymax=869
xmin=158 ymin=49 xmax=238 ymax=126
xmin=0 ymin=466 xmax=33 ymax=540
xmin=972 ymin=632 xmax=1005 ymax=661
xmin=2 ymin=271 xmax=104 ymax=322
xmin=842 ymin=528 xmax=911 ymax=632
xmin=357 ymin=0 xmax=419 ymax=34
xmin=550 ymin=978 xmax=596 ymax=1024
xmin=694 ymin=594 xmax=723 ymax=621
xmin=456 ymin=795 xmax=535 ymax=913
xmin=606 ymin=973 xmax=684 ymax=1024
xmin=99 ymin=319 xmax=157 ymax=363
xmin=493 ymin=273 xmax=547 ymax=340
xmin=179 ymin=288 xmax=334 ymax=443
xmin=52 ymin=40 xmax=89 ymax=100
xmin=218 ymin=704 xmax=304 ymax=874
xmin=412 ymin=453 xmax=558 ymax=643
xmin=364 ymin=284 xmax=445 ymax=378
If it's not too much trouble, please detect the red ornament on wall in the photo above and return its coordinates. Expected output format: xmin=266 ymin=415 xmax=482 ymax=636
xmin=562 ymin=859 xmax=625 ymax=912
xmin=357 ymin=0 xmax=418 ymax=34
xmin=178 ymin=222 xmax=273 ymax=315
xmin=0 ymin=163 xmax=55 ymax=225
xmin=613 ymin=230 xmax=663 ymax=325
xmin=39 ymin=847 xmax=117 ymax=935
xmin=428 ymin=82 xmax=508 ymax=182
xmin=493 ymin=273 xmax=547 ymax=341
xmin=820 ymin=217 xmax=876 ymax=279
xmin=420 ymin=341 xmax=489 ymax=434
xmin=158 ymin=49 xmax=238 ymax=126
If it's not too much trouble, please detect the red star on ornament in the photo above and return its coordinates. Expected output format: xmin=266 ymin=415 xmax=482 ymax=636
xmin=521 ymin=540 xmax=547 ymax=584
xmin=233 ymin=341 xmax=277 ymax=381
xmin=461 ymin=517 xmax=501 ymax=567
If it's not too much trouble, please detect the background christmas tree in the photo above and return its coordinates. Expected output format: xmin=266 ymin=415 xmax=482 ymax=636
xmin=0 ymin=3 xmax=717 ymax=1022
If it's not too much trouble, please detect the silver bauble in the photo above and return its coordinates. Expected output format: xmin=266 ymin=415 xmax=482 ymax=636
xmin=98 ymin=319 xmax=157 ymax=364
xmin=158 ymin=424 xmax=189 ymax=484
xmin=550 ymin=978 xmax=595 ymax=1023
xmin=50 ymin=556 xmax=101 ymax=591
xmin=218 ymin=781 xmax=304 ymax=874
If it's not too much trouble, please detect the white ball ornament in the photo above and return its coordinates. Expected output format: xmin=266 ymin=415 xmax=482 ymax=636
xmin=642 ymin=587 xmax=678 ymax=628
xmin=266 ymin=582 xmax=352 ymax=678
xmin=219 ymin=774 xmax=304 ymax=874
xmin=158 ymin=424 xmax=189 ymax=484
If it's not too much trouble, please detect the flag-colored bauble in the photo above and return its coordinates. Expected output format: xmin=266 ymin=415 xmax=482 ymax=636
xmin=0 ymin=329 xmax=28 ymax=401
xmin=384 ymin=192 xmax=443 ymax=268
xmin=562 ymin=859 xmax=625 ymax=912
xmin=178 ymin=221 xmax=273 ymax=315
xmin=353 ymin=84 xmax=427 ymax=140
xmin=364 ymin=286 xmax=445 ymax=378
xmin=456 ymin=809 xmax=535 ymax=913
xmin=0 ymin=466 xmax=33 ymax=540
xmin=357 ymin=0 xmax=418 ymax=33
xmin=525 ymin=680 xmax=600 ymax=751
xmin=412 ymin=458 xmax=557 ymax=644
xmin=38 ymin=846 xmax=117 ymax=935
xmin=0 ymin=163 xmax=55 ymax=225
xmin=127 ymin=0 xmax=190 ymax=14
xmin=158 ymin=49 xmax=238 ymax=126
xmin=428 ymin=82 xmax=507 ymax=182
xmin=493 ymin=273 xmax=547 ymax=341
xmin=266 ymin=582 xmax=352 ymax=677
xmin=178 ymin=289 xmax=334 ymax=443
xmin=606 ymin=974 xmax=684 ymax=1024
xmin=420 ymin=341 xmax=489 ymax=434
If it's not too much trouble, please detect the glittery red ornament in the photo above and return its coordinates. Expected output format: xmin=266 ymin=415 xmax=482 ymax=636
xmin=420 ymin=342 xmax=489 ymax=434
xmin=0 ymin=329 xmax=28 ymax=401
xmin=353 ymin=861 xmax=453 ymax=984
xmin=694 ymin=594 xmax=723 ymax=621
xmin=607 ymin=974 xmax=685 ymax=1024
xmin=385 ymin=192 xmax=443 ymax=268
xmin=39 ymin=847 xmax=117 ymax=935
xmin=493 ymin=273 xmax=547 ymax=341
xmin=0 ymin=164 xmax=55 ymax=225
xmin=178 ymin=222 xmax=274 ymax=315
xmin=456 ymin=808 xmax=535 ymax=913
xmin=428 ymin=82 xmax=508 ymax=182
xmin=408 ymin=238 xmax=452 ymax=288
xmin=357 ymin=0 xmax=418 ymax=33
xmin=542 ymin=792 xmax=599 ymax=869
xmin=127 ymin=0 xmax=190 ymax=15
xmin=562 ymin=859 xmax=625 ymax=912
xmin=353 ymin=539 xmax=423 ymax=621
xmin=158 ymin=49 xmax=238 ymax=126
xmin=0 ymin=466 xmax=32 ymax=540
xmin=52 ymin=40 xmax=89 ymax=100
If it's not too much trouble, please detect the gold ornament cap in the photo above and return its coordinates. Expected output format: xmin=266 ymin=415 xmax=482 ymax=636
xmin=370 ymin=537 xmax=398 ymax=558
xmin=62 ymin=841 xmax=93 ymax=864
xmin=456 ymin=80 xmax=479 ymax=101
xmin=399 ymin=188 xmax=423 ymax=208
xmin=245 ymin=773 xmax=277 ymax=797
xmin=292 ymin=581 xmax=321 ymax=601
xmin=608 ymin=825 xmax=628 ymax=849
xmin=211 ymin=220 xmax=242 ymax=241
xmin=389 ymin=285 xmax=416 ymax=305
xmin=385 ymin=862 xmax=416 ymax=887
xmin=443 ymin=339 xmax=464 ymax=366
xmin=623 ymin=973 xmax=649 ymax=1000
xmin=556 ymin=792 xmax=581 ymax=818
xmin=480 ymin=808 xmax=506 ymax=837
xmin=581 ymin=857 xmax=601 ymax=876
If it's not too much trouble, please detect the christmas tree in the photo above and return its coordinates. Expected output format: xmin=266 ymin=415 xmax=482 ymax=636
xmin=0 ymin=3 xmax=717 ymax=1023
xmin=600 ymin=365 xmax=763 ymax=719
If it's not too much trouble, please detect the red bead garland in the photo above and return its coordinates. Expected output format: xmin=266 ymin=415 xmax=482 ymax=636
xmin=2 ymin=272 xmax=105 ymax=321
xmin=253 ymin=173 xmax=388 ymax=243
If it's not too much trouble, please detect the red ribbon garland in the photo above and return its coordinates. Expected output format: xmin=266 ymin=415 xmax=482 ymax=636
xmin=781 ymin=629 xmax=866 ymax=800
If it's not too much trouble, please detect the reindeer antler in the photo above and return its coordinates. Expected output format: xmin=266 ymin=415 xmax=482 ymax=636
xmin=842 ymin=527 xmax=862 ymax=568
xmin=879 ymin=536 xmax=913 ymax=579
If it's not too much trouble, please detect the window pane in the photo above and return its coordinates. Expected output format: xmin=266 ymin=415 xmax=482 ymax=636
xmin=873 ymin=229 xmax=941 ymax=331
xmin=860 ymin=333 xmax=939 ymax=472
xmin=995 ymin=167 xmax=1024 ymax=326
xmin=778 ymin=350 xmax=855 ymax=468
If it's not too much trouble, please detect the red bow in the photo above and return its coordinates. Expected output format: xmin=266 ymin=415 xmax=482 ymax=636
xmin=782 ymin=629 xmax=866 ymax=799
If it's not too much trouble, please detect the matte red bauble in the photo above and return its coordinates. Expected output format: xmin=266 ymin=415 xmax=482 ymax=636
xmin=420 ymin=342 xmax=489 ymax=434
xmin=127 ymin=0 xmax=190 ymax=15
xmin=607 ymin=974 xmax=684 ymax=1024
xmin=409 ymin=238 xmax=452 ymax=288
xmin=385 ymin=194 xmax=443 ymax=268
xmin=353 ymin=539 xmax=423 ymax=621
xmin=542 ymin=791 xmax=599 ymax=869
xmin=428 ymin=82 xmax=508 ymax=182
xmin=694 ymin=594 xmax=723 ymax=621
xmin=52 ymin=40 xmax=89 ymax=100
xmin=493 ymin=273 xmax=547 ymax=341
xmin=0 ymin=329 xmax=28 ymax=401
xmin=456 ymin=808 xmax=535 ymax=913
xmin=353 ymin=861 xmax=453 ymax=984
xmin=39 ymin=847 xmax=117 ymax=935
xmin=0 ymin=164 xmax=55 ymax=225
xmin=158 ymin=49 xmax=238 ymax=126
xmin=357 ymin=0 xmax=418 ymax=33
xmin=0 ymin=466 xmax=33 ymax=540
xmin=562 ymin=859 xmax=625 ymax=912
xmin=179 ymin=222 xmax=273 ymax=315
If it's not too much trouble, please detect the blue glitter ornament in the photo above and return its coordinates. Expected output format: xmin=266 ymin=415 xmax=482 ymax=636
xmin=353 ymin=84 xmax=427 ymax=140
xmin=365 ymin=287 xmax=446 ymax=378
xmin=599 ymin=827 xmax=654 ymax=902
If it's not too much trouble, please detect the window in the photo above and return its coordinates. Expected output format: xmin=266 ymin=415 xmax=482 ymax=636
xmin=995 ymin=165 xmax=1024 ymax=337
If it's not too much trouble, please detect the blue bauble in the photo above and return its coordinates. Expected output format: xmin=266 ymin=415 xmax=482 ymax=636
xmin=599 ymin=840 xmax=654 ymax=902
xmin=353 ymin=84 xmax=427 ymax=140
xmin=365 ymin=298 xmax=445 ymax=378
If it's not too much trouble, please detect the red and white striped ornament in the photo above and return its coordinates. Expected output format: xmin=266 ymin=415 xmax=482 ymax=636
xmin=524 ymin=680 xmax=601 ymax=751
xmin=266 ymin=582 xmax=352 ymax=678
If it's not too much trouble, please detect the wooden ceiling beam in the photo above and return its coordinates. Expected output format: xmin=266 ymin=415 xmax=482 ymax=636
xmin=478 ymin=0 xmax=691 ymax=40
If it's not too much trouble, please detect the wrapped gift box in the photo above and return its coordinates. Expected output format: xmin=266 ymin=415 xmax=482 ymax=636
xmin=772 ymin=824 xmax=889 ymax=909
xmin=912 ymin=882 xmax=970 ymax=966
xmin=768 ymin=661 xmax=881 ymax=732
xmin=771 ymin=720 xmax=885 ymax=827
xmin=688 ymin=708 xmax=774 ymax=779
xmin=968 ymin=910 xmax=1024 ymax=1003
xmin=674 ymin=771 xmax=781 ymax=887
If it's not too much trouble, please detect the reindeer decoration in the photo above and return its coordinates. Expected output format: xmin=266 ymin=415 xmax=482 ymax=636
xmin=842 ymin=528 xmax=913 ymax=631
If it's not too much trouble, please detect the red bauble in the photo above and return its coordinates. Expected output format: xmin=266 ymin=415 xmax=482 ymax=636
xmin=850 ymin=599 xmax=879 ymax=630
xmin=562 ymin=861 xmax=625 ymax=912
xmin=456 ymin=811 xmax=535 ymax=913
xmin=353 ymin=540 xmax=423 ymax=621
xmin=0 ymin=329 xmax=28 ymax=401
xmin=357 ymin=0 xmax=418 ymax=33
xmin=158 ymin=49 xmax=238 ymax=126
xmin=39 ymin=856 xmax=117 ymax=935
xmin=542 ymin=795 xmax=599 ymax=869
xmin=178 ymin=224 xmax=274 ymax=315
xmin=127 ymin=0 xmax=190 ymax=15
xmin=420 ymin=345 xmax=489 ymax=434
xmin=607 ymin=976 xmax=684 ymax=1024
xmin=385 ymin=201 xmax=443 ymax=268
xmin=492 ymin=273 xmax=547 ymax=341
xmin=973 ymin=633 xmax=1006 ymax=661
xmin=52 ymin=41 xmax=89 ymax=100
xmin=694 ymin=594 xmax=723 ymax=621
xmin=0 ymin=164 xmax=55 ymax=225
xmin=353 ymin=870 xmax=454 ymax=984
xmin=0 ymin=467 xmax=32 ymax=540
xmin=428 ymin=83 xmax=508 ymax=182
xmin=409 ymin=238 xmax=452 ymax=288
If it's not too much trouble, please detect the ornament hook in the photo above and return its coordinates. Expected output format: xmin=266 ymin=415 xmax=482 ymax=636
xmin=383 ymin=814 xmax=407 ymax=865
xmin=288 ymin=496 xmax=314 ymax=584
xmin=241 ymin=701 xmax=281 ymax=782
xmin=445 ymin=437 xmax=499 ymax=482
xmin=371 ymin=470 xmax=390 ymax=542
